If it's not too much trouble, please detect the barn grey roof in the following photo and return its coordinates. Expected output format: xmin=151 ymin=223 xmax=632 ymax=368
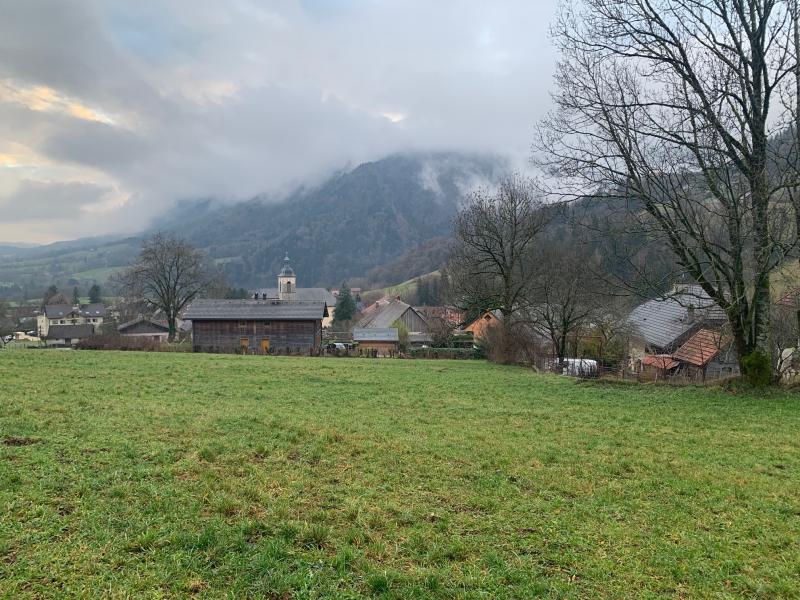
xmin=252 ymin=287 xmax=336 ymax=304
xmin=184 ymin=299 xmax=328 ymax=321
xmin=353 ymin=327 xmax=399 ymax=342
xmin=117 ymin=317 xmax=169 ymax=333
xmin=627 ymin=284 xmax=725 ymax=350
xmin=44 ymin=303 xmax=107 ymax=318
xmin=46 ymin=324 xmax=95 ymax=339
xmin=357 ymin=299 xmax=427 ymax=329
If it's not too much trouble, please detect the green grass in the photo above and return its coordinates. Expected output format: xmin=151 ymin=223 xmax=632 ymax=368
xmin=1 ymin=352 xmax=799 ymax=598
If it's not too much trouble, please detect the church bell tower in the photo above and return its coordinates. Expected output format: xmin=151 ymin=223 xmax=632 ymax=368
xmin=278 ymin=252 xmax=296 ymax=301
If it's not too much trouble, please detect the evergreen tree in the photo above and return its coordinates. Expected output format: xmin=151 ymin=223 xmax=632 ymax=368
xmin=72 ymin=286 xmax=80 ymax=305
xmin=41 ymin=285 xmax=58 ymax=310
xmin=334 ymin=282 xmax=356 ymax=323
xmin=88 ymin=284 xmax=102 ymax=304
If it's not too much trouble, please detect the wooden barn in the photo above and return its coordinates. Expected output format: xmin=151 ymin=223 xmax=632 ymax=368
xmin=184 ymin=299 xmax=328 ymax=354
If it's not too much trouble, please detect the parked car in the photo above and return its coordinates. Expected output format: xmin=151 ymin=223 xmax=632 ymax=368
xmin=326 ymin=342 xmax=347 ymax=350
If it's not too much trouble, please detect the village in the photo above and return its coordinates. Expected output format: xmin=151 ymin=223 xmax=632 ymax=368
xmin=6 ymin=251 xmax=797 ymax=384
xmin=6 ymin=1 xmax=800 ymax=597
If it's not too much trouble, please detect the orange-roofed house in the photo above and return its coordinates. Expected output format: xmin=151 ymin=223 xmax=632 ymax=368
xmin=463 ymin=310 xmax=503 ymax=341
xmin=672 ymin=329 xmax=739 ymax=381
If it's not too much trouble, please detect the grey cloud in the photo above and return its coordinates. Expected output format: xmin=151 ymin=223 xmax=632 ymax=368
xmin=0 ymin=0 xmax=559 ymax=241
xmin=0 ymin=179 xmax=112 ymax=221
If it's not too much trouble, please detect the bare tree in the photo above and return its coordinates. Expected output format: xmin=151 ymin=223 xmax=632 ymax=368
xmin=115 ymin=233 xmax=220 ymax=341
xmin=536 ymin=0 xmax=800 ymax=384
xmin=526 ymin=245 xmax=598 ymax=362
xmin=448 ymin=176 xmax=550 ymax=361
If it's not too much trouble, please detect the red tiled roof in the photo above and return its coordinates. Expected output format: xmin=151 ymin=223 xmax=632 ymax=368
xmin=777 ymin=288 xmax=800 ymax=307
xmin=672 ymin=329 xmax=722 ymax=367
xmin=642 ymin=354 xmax=679 ymax=370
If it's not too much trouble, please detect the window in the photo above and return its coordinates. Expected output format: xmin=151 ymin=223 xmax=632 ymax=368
xmin=238 ymin=321 xmax=248 ymax=334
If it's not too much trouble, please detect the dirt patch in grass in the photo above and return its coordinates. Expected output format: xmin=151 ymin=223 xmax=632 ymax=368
xmin=3 ymin=436 xmax=40 ymax=446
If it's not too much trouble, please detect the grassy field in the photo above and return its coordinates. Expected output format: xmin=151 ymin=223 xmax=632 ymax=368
xmin=1 ymin=352 xmax=799 ymax=598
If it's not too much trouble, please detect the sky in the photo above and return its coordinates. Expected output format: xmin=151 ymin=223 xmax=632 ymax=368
xmin=0 ymin=0 xmax=558 ymax=244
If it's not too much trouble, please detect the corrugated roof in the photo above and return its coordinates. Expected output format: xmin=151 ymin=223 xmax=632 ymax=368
xmin=252 ymin=287 xmax=336 ymax=304
xmin=627 ymin=285 xmax=725 ymax=350
xmin=46 ymin=324 xmax=95 ymax=339
xmin=353 ymin=327 xmax=399 ymax=342
xmin=184 ymin=299 xmax=327 ymax=321
xmin=357 ymin=299 xmax=427 ymax=329
xmin=672 ymin=329 xmax=722 ymax=367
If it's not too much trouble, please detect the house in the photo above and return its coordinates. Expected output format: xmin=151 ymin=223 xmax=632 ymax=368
xmin=252 ymin=254 xmax=336 ymax=327
xmin=37 ymin=303 xmax=107 ymax=338
xmin=45 ymin=324 xmax=95 ymax=346
xmin=463 ymin=310 xmax=503 ymax=341
xmin=672 ymin=328 xmax=739 ymax=380
xmin=118 ymin=318 xmax=170 ymax=343
xmin=415 ymin=306 xmax=465 ymax=327
xmin=627 ymin=284 xmax=726 ymax=358
xmin=358 ymin=298 xmax=429 ymax=332
xmin=184 ymin=299 xmax=328 ymax=354
xmin=353 ymin=327 xmax=399 ymax=356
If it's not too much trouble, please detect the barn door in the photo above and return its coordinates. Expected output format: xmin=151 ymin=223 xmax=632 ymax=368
xmin=240 ymin=338 xmax=250 ymax=353
xmin=260 ymin=338 xmax=270 ymax=354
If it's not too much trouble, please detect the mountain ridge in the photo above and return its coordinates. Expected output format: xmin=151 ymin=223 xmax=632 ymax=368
xmin=0 ymin=152 xmax=508 ymax=298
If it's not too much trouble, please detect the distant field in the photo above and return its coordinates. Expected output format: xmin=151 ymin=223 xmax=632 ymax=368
xmin=67 ymin=266 xmax=125 ymax=282
xmin=1 ymin=352 xmax=799 ymax=598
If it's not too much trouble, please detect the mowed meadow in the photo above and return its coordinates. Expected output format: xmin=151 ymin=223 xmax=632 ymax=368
xmin=1 ymin=352 xmax=799 ymax=598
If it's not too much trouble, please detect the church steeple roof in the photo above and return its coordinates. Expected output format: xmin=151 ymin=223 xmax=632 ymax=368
xmin=279 ymin=252 xmax=295 ymax=277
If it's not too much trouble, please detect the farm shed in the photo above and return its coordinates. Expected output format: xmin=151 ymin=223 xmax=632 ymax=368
xmin=353 ymin=327 xmax=399 ymax=356
xmin=118 ymin=318 xmax=170 ymax=342
xmin=45 ymin=324 xmax=95 ymax=346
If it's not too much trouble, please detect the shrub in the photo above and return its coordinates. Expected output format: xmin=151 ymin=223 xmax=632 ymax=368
xmin=742 ymin=351 xmax=772 ymax=386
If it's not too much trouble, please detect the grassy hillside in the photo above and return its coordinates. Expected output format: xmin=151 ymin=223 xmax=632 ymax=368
xmin=1 ymin=352 xmax=799 ymax=598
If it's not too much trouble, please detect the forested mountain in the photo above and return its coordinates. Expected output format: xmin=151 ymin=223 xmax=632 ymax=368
xmin=157 ymin=153 xmax=507 ymax=288
xmin=0 ymin=153 xmax=507 ymax=298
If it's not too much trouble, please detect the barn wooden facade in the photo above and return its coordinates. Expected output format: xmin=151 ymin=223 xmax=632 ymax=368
xmin=185 ymin=299 xmax=328 ymax=354
xmin=353 ymin=327 xmax=400 ymax=356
